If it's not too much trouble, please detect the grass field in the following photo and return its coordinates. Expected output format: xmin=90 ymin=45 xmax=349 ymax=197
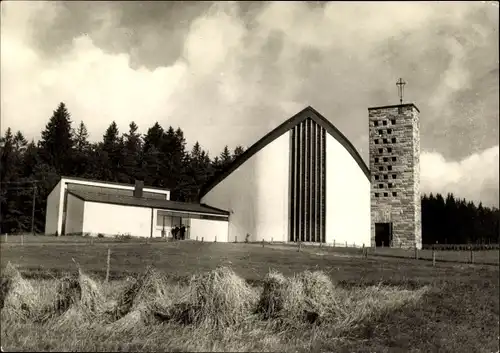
xmin=1 ymin=238 xmax=499 ymax=352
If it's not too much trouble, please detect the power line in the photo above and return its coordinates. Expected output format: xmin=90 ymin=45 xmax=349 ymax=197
xmin=0 ymin=180 xmax=41 ymax=185
xmin=1 ymin=187 xmax=37 ymax=191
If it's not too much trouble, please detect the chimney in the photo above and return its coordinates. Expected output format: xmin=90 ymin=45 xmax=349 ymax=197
xmin=134 ymin=180 xmax=144 ymax=198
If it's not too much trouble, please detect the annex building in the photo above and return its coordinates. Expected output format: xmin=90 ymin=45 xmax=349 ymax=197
xmin=45 ymin=103 xmax=421 ymax=248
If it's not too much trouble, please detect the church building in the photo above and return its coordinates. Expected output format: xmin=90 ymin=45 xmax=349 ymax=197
xmin=46 ymin=98 xmax=421 ymax=249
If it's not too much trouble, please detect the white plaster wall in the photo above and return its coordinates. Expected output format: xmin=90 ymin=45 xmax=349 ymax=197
xmin=65 ymin=194 xmax=85 ymax=235
xmin=82 ymin=202 xmax=153 ymax=238
xmin=44 ymin=181 xmax=61 ymax=235
xmin=325 ymin=134 xmax=371 ymax=247
xmin=190 ymin=218 xmax=229 ymax=242
xmin=201 ymin=132 xmax=290 ymax=242
xmin=52 ymin=178 xmax=170 ymax=235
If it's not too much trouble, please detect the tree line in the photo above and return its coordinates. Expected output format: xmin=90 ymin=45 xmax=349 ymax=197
xmin=0 ymin=102 xmax=498 ymax=244
xmin=0 ymin=102 xmax=243 ymax=234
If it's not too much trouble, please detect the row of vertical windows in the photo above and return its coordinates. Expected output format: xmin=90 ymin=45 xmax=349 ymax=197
xmin=378 ymin=147 xmax=393 ymax=154
xmin=374 ymin=174 xmax=397 ymax=180
xmin=373 ymin=119 xmax=396 ymax=126
xmin=374 ymin=156 xmax=397 ymax=163
xmin=378 ymin=129 xmax=393 ymax=135
xmin=375 ymin=192 xmax=397 ymax=197
xmin=374 ymin=137 xmax=397 ymax=144
xmin=290 ymin=118 xmax=326 ymax=243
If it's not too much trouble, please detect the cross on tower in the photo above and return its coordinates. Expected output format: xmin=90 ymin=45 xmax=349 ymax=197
xmin=396 ymin=78 xmax=406 ymax=105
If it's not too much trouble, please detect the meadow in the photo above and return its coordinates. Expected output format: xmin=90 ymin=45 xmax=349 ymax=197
xmin=1 ymin=236 xmax=499 ymax=352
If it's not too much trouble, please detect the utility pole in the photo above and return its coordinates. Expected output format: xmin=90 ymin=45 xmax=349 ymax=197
xmin=31 ymin=182 xmax=36 ymax=235
xmin=0 ymin=139 xmax=4 ymax=235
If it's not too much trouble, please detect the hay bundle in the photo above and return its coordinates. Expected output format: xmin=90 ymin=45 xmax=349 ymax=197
xmin=176 ymin=266 xmax=257 ymax=329
xmin=105 ymin=267 xmax=170 ymax=333
xmin=298 ymin=270 xmax=338 ymax=316
xmin=53 ymin=269 xmax=106 ymax=328
xmin=35 ymin=275 xmax=81 ymax=323
xmin=55 ymin=276 xmax=81 ymax=312
xmin=257 ymin=270 xmax=306 ymax=321
xmin=113 ymin=266 xmax=169 ymax=319
xmin=0 ymin=262 xmax=38 ymax=321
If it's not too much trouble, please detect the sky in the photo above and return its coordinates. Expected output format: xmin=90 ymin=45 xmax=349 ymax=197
xmin=1 ymin=1 xmax=499 ymax=207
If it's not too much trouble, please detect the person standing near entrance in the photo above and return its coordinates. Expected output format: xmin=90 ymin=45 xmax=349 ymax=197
xmin=180 ymin=225 xmax=186 ymax=240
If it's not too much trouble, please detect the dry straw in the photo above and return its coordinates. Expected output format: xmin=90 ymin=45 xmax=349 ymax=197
xmin=258 ymin=269 xmax=340 ymax=326
xmin=159 ymin=266 xmax=258 ymax=329
xmin=297 ymin=270 xmax=339 ymax=318
xmin=0 ymin=262 xmax=38 ymax=321
xmin=107 ymin=266 xmax=170 ymax=333
xmin=51 ymin=268 xmax=107 ymax=329
xmin=257 ymin=270 xmax=306 ymax=322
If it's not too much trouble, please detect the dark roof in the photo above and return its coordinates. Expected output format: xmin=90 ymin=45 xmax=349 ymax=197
xmin=66 ymin=182 xmax=167 ymax=200
xmin=68 ymin=190 xmax=230 ymax=216
xmin=59 ymin=175 xmax=170 ymax=192
xmin=199 ymin=106 xmax=370 ymax=199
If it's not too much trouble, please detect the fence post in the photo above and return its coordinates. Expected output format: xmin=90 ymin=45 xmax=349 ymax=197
xmin=271 ymin=237 xmax=273 ymax=244
xmin=196 ymin=236 xmax=198 ymax=241
xmin=362 ymin=243 xmax=365 ymax=258
xmin=214 ymin=236 xmax=217 ymax=243
xmin=105 ymin=247 xmax=111 ymax=283
xmin=202 ymin=237 xmax=204 ymax=243
xmin=262 ymin=239 xmax=265 ymax=247
xmin=333 ymin=239 xmax=335 ymax=247
xmin=432 ymin=248 xmax=436 ymax=267
xmin=345 ymin=241 xmax=347 ymax=247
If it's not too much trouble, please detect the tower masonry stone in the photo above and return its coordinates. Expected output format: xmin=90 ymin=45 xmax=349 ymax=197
xmin=368 ymin=103 xmax=421 ymax=249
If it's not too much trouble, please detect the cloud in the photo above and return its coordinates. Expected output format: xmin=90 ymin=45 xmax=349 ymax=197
xmin=421 ymin=146 xmax=499 ymax=207
xmin=1 ymin=1 xmax=498 ymax=205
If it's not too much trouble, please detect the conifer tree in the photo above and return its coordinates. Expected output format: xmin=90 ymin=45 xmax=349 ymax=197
xmin=38 ymin=102 xmax=75 ymax=175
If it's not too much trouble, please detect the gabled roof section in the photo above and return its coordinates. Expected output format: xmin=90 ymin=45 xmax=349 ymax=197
xmin=199 ymin=106 xmax=370 ymax=199
xmin=68 ymin=190 xmax=229 ymax=216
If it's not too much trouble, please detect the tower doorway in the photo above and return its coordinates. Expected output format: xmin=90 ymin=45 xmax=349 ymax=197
xmin=375 ymin=222 xmax=392 ymax=247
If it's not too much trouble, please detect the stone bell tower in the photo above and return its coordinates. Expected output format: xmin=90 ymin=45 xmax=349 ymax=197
xmin=368 ymin=78 xmax=421 ymax=249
